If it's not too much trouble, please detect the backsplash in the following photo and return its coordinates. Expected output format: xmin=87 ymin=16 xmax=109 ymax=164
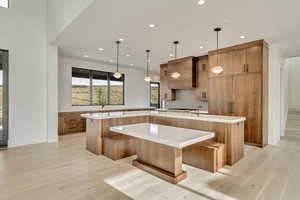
xmin=165 ymin=89 xmax=208 ymax=110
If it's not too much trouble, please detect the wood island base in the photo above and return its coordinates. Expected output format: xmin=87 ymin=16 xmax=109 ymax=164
xmin=133 ymin=139 xmax=187 ymax=184
xmin=133 ymin=159 xmax=187 ymax=184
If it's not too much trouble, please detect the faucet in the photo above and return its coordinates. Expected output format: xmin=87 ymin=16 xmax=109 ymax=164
xmin=100 ymin=104 xmax=105 ymax=110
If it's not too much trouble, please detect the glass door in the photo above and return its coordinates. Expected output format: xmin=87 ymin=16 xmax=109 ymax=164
xmin=0 ymin=50 xmax=8 ymax=147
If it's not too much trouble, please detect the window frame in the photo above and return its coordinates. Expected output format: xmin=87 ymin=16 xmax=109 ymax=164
xmin=150 ymin=82 xmax=160 ymax=108
xmin=71 ymin=67 xmax=125 ymax=106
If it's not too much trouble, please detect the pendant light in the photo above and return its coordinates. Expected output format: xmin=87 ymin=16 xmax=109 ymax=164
xmin=212 ymin=28 xmax=224 ymax=74
xmin=171 ymin=41 xmax=181 ymax=79
xmin=113 ymin=40 xmax=122 ymax=79
xmin=144 ymin=50 xmax=151 ymax=82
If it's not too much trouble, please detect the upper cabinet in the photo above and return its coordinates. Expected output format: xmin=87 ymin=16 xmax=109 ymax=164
xmin=209 ymin=42 xmax=263 ymax=76
xmin=195 ymin=56 xmax=209 ymax=101
xmin=160 ymin=64 xmax=176 ymax=101
xmin=167 ymin=56 xmax=197 ymax=89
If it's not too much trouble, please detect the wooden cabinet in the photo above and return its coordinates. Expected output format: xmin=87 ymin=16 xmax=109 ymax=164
xmin=208 ymin=40 xmax=269 ymax=147
xmin=196 ymin=56 xmax=209 ymax=100
xmin=160 ymin=64 xmax=176 ymax=101
xmin=167 ymin=56 xmax=196 ymax=89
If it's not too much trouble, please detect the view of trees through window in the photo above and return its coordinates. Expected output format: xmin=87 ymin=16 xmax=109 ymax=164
xmin=72 ymin=68 xmax=124 ymax=106
xmin=150 ymin=82 xmax=160 ymax=108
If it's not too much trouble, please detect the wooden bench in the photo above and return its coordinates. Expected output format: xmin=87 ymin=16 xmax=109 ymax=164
xmin=183 ymin=139 xmax=225 ymax=173
xmin=103 ymin=135 xmax=137 ymax=160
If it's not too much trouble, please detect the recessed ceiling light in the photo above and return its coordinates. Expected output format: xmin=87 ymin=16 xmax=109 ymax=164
xmin=109 ymin=59 xmax=113 ymax=63
xmin=125 ymin=54 xmax=131 ymax=57
xmin=119 ymin=38 xmax=124 ymax=42
xmin=130 ymin=64 xmax=134 ymax=66
xmin=200 ymin=46 xmax=204 ymax=49
xmin=149 ymin=24 xmax=155 ymax=28
xmin=83 ymin=55 xmax=89 ymax=58
xmin=240 ymin=35 xmax=246 ymax=39
xmin=197 ymin=0 xmax=205 ymax=5
xmin=98 ymin=48 xmax=104 ymax=51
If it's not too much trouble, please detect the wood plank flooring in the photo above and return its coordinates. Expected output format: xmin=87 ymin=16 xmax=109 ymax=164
xmin=1 ymin=112 xmax=300 ymax=200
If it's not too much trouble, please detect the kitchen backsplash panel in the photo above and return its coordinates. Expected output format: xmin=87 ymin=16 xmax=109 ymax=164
xmin=166 ymin=89 xmax=208 ymax=110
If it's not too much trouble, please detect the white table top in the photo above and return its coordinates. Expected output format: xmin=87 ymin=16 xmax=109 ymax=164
xmin=81 ymin=111 xmax=245 ymax=124
xmin=110 ymin=123 xmax=215 ymax=148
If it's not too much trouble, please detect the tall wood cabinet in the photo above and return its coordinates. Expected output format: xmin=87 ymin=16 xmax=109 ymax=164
xmin=208 ymin=40 xmax=269 ymax=147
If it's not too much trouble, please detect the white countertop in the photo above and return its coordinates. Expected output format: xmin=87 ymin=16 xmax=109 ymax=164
xmin=81 ymin=111 xmax=245 ymax=124
xmin=110 ymin=123 xmax=215 ymax=148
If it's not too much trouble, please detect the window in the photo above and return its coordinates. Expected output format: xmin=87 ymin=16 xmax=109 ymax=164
xmin=0 ymin=0 xmax=8 ymax=8
xmin=72 ymin=68 xmax=125 ymax=106
xmin=150 ymin=82 xmax=160 ymax=108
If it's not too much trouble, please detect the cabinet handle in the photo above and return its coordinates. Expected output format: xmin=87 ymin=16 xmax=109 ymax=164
xmin=246 ymin=64 xmax=249 ymax=72
xmin=243 ymin=64 xmax=246 ymax=72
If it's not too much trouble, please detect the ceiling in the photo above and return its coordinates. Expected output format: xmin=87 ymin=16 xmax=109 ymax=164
xmin=55 ymin=0 xmax=300 ymax=72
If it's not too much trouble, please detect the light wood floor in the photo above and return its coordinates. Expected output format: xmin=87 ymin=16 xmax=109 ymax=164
xmin=1 ymin=114 xmax=300 ymax=200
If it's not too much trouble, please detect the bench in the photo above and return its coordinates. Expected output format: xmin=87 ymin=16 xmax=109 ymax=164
xmin=103 ymin=134 xmax=137 ymax=160
xmin=183 ymin=139 xmax=225 ymax=173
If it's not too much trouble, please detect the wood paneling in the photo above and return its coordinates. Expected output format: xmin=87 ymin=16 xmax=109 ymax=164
xmin=58 ymin=108 xmax=151 ymax=136
xmin=183 ymin=141 xmax=225 ymax=173
xmin=133 ymin=139 xmax=187 ymax=184
xmin=103 ymin=135 xmax=137 ymax=160
xmin=167 ymin=56 xmax=197 ymax=89
xmin=208 ymin=40 xmax=268 ymax=147
xmin=160 ymin=64 xmax=176 ymax=101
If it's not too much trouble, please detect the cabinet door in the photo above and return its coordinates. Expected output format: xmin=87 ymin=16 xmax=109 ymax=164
xmin=209 ymin=101 xmax=233 ymax=116
xmin=232 ymin=49 xmax=247 ymax=74
xmin=232 ymin=74 xmax=262 ymax=145
xmin=209 ymin=76 xmax=233 ymax=102
xmin=246 ymin=46 xmax=262 ymax=73
xmin=196 ymin=57 xmax=208 ymax=100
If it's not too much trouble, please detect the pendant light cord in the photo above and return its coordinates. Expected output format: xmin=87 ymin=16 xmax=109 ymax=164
xmin=116 ymin=41 xmax=120 ymax=72
xmin=217 ymin=31 xmax=219 ymax=65
xmin=174 ymin=41 xmax=179 ymax=59
xmin=146 ymin=50 xmax=150 ymax=76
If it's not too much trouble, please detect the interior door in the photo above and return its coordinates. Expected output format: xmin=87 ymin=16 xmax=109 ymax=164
xmin=0 ymin=50 xmax=8 ymax=147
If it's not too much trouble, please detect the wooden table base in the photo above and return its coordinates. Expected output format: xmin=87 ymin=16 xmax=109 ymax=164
xmin=133 ymin=159 xmax=187 ymax=184
xmin=133 ymin=139 xmax=187 ymax=184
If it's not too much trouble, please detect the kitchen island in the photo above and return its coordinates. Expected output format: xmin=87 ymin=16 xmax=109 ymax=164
xmin=81 ymin=111 xmax=245 ymax=166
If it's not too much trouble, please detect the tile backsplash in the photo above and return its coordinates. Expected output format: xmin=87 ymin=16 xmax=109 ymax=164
xmin=165 ymin=89 xmax=208 ymax=110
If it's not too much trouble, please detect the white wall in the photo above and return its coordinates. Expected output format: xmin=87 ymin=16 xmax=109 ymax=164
xmin=268 ymin=44 xmax=285 ymax=145
xmin=285 ymin=57 xmax=300 ymax=111
xmin=0 ymin=0 xmax=48 ymax=147
xmin=47 ymin=0 xmax=94 ymax=42
xmin=280 ymin=59 xmax=290 ymax=136
xmin=58 ymin=56 xmax=154 ymax=112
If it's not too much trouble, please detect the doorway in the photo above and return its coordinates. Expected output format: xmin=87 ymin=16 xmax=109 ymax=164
xmin=0 ymin=50 xmax=8 ymax=147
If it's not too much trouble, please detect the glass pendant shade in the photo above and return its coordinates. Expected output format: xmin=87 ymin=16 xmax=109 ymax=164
xmin=171 ymin=72 xmax=181 ymax=79
xmin=113 ymin=71 xmax=122 ymax=79
xmin=212 ymin=66 xmax=223 ymax=74
xmin=144 ymin=76 xmax=151 ymax=82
